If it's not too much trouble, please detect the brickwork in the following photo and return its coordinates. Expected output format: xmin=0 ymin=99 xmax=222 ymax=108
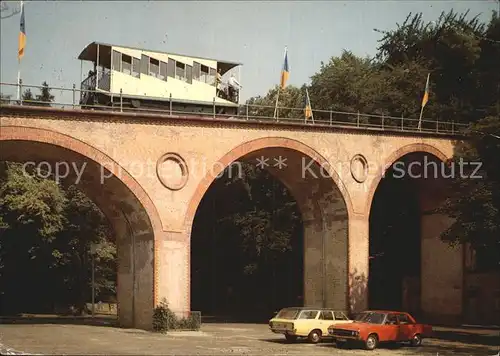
xmin=0 ymin=106 xmax=460 ymax=329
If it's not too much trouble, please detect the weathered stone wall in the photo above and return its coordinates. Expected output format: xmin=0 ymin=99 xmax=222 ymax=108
xmin=464 ymin=272 xmax=500 ymax=325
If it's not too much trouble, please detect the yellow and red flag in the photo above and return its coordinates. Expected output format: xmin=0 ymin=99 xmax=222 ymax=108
xmin=304 ymin=88 xmax=313 ymax=120
xmin=421 ymin=73 xmax=430 ymax=108
xmin=18 ymin=1 xmax=26 ymax=61
xmin=280 ymin=47 xmax=289 ymax=89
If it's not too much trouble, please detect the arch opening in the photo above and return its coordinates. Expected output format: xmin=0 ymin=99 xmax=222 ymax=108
xmin=368 ymin=150 xmax=456 ymax=321
xmin=0 ymin=133 xmax=159 ymax=330
xmin=189 ymin=143 xmax=350 ymax=322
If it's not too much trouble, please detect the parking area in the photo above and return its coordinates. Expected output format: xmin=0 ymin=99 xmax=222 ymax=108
xmin=0 ymin=322 xmax=499 ymax=355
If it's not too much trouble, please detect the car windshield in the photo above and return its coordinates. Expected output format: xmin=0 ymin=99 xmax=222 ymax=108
xmin=354 ymin=312 xmax=386 ymax=324
xmin=275 ymin=308 xmax=300 ymax=320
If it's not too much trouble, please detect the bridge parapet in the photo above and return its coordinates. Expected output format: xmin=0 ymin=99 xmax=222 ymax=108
xmin=1 ymin=81 xmax=468 ymax=136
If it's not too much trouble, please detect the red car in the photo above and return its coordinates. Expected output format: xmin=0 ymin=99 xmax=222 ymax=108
xmin=327 ymin=310 xmax=432 ymax=350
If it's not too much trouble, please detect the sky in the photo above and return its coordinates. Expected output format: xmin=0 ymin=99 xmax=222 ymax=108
xmin=0 ymin=0 xmax=498 ymax=104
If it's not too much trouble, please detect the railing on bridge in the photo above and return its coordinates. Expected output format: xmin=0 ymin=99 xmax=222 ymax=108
xmin=80 ymin=67 xmax=111 ymax=105
xmin=0 ymin=82 xmax=468 ymax=135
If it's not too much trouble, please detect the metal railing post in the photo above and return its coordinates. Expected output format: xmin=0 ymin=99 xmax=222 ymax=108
xmin=357 ymin=111 xmax=360 ymax=127
xmin=382 ymin=114 xmax=385 ymax=130
xmin=452 ymin=120 xmax=455 ymax=134
xmin=169 ymin=93 xmax=172 ymax=115
xmin=213 ymin=97 xmax=216 ymax=118
xmin=72 ymin=84 xmax=76 ymax=109
xmin=436 ymin=119 xmax=439 ymax=133
xmin=246 ymin=104 xmax=249 ymax=120
xmin=329 ymin=110 xmax=333 ymax=126
xmin=401 ymin=114 xmax=404 ymax=131
xmin=120 ymin=88 xmax=123 ymax=112
xmin=19 ymin=79 xmax=23 ymax=105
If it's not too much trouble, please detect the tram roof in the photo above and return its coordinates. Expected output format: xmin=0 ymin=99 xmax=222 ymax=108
xmin=78 ymin=41 xmax=243 ymax=73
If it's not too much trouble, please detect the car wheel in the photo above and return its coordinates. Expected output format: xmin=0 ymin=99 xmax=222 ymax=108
xmin=410 ymin=333 xmax=422 ymax=347
xmin=308 ymin=329 xmax=322 ymax=344
xmin=285 ymin=334 xmax=297 ymax=343
xmin=365 ymin=334 xmax=378 ymax=350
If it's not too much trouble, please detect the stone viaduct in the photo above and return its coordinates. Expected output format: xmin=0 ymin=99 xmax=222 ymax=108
xmin=0 ymin=105 xmax=465 ymax=330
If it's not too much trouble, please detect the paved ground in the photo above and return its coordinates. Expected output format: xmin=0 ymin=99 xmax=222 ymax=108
xmin=0 ymin=320 xmax=499 ymax=355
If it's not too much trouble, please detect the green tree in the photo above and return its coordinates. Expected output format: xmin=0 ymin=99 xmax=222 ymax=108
xmin=0 ymin=162 xmax=116 ymax=314
xmin=436 ymin=116 xmax=500 ymax=270
xmin=244 ymin=85 xmax=305 ymax=120
xmin=0 ymin=162 xmax=67 ymax=313
xmin=53 ymin=185 xmax=115 ymax=311
xmin=21 ymin=88 xmax=35 ymax=104
xmin=375 ymin=10 xmax=500 ymax=125
xmin=35 ymin=81 xmax=55 ymax=107
xmin=430 ymin=10 xmax=500 ymax=269
xmin=0 ymin=93 xmax=12 ymax=105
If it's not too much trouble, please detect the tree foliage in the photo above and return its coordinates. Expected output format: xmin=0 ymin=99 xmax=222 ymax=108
xmin=0 ymin=162 xmax=115 ymax=314
xmin=246 ymin=10 xmax=498 ymax=126
xmin=21 ymin=81 xmax=55 ymax=106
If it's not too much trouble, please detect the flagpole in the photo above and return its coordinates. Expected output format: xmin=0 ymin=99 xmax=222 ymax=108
xmin=273 ymin=46 xmax=287 ymax=121
xmin=273 ymin=87 xmax=281 ymax=120
xmin=16 ymin=0 xmax=24 ymax=101
xmin=417 ymin=105 xmax=424 ymax=130
xmin=17 ymin=63 xmax=21 ymax=101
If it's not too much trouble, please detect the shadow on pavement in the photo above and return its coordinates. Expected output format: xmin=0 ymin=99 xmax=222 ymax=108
xmin=316 ymin=342 xmax=498 ymax=355
xmin=201 ymin=315 xmax=270 ymax=324
xmin=416 ymin=343 xmax=499 ymax=356
xmin=431 ymin=329 xmax=500 ymax=347
xmin=0 ymin=315 xmax=118 ymax=328
xmin=260 ymin=338 xmax=332 ymax=345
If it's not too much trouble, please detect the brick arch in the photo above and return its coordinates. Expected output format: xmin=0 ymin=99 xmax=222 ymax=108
xmin=1 ymin=125 xmax=165 ymax=323
xmin=365 ymin=142 xmax=450 ymax=215
xmin=0 ymin=125 xmax=163 ymax=235
xmin=185 ymin=136 xmax=353 ymax=310
xmin=183 ymin=136 xmax=354 ymax=231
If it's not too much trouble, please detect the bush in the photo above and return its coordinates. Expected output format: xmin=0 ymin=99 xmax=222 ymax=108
xmin=152 ymin=299 xmax=201 ymax=332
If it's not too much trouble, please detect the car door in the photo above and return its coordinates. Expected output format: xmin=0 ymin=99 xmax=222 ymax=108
xmin=396 ymin=313 xmax=415 ymax=341
xmin=297 ymin=309 xmax=319 ymax=336
xmin=318 ymin=310 xmax=335 ymax=335
xmin=380 ymin=313 xmax=400 ymax=342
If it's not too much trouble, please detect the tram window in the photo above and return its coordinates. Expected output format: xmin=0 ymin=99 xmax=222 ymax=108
xmin=159 ymin=61 xmax=167 ymax=81
xmin=186 ymin=64 xmax=192 ymax=84
xmin=149 ymin=58 xmax=160 ymax=77
xmin=200 ymin=65 xmax=209 ymax=83
xmin=192 ymin=62 xmax=200 ymax=81
xmin=131 ymin=58 xmax=140 ymax=78
xmin=167 ymin=59 xmax=175 ymax=78
xmin=112 ymin=50 xmax=122 ymax=71
xmin=141 ymin=54 xmax=149 ymax=76
xmin=176 ymin=61 xmax=186 ymax=81
xmin=122 ymin=55 xmax=131 ymax=75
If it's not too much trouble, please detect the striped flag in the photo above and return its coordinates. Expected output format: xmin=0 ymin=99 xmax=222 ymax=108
xmin=279 ymin=47 xmax=289 ymax=89
xmin=421 ymin=73 xmax=430 ymax=108
xmin=18 ymin=0 xmax=26 ymax=61
xmin=304 ymin=88 xmax=313 ymax=120
xmin=418 ymin=73 xmax=430 ymax=129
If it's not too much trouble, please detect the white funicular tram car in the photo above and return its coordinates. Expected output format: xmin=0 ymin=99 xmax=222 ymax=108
xmin=77 ymin=41 xmax=242 ymax=115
